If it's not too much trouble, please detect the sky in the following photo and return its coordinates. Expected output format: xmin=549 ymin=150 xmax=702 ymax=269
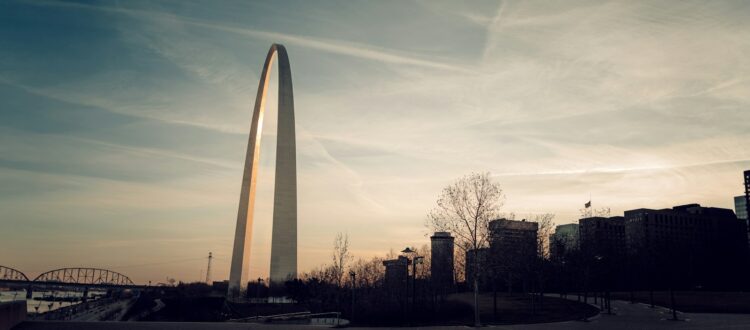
xmin=1 ymin=0 xmax=749 ymax=285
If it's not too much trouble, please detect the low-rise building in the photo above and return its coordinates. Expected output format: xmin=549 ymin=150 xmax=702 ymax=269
xmin=430 ymin=232 xmax=455 ymax=293
xmin=383 ymin=256 xmax=408 ymax=291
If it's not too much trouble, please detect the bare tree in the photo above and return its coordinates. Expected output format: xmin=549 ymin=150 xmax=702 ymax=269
xmin=349 ymin=256 xmax=385 ymax=287
xmin=453 ymin=245 xmax=467 ymax=284
xmin=332 ymin=232 xmax=352 ymax=288
xmin=416 ymin=244 xmax=431 ymax=280
xmin=530 ymin=213 xmax=555 ymax=311
xmin=427 ymin=172 xmax=504 ymax=327
xmin=534 ymin=214 xmax=555 ymax=260
xmin=385 ymin=248 xmax=398 ymax=260
xmin=594 ymin=207 xmax=611 ymax=217
xmin=579 ymin=206 xmax=611 ymax=219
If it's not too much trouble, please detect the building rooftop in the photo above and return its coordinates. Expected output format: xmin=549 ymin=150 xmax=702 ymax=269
xmin=624 ymin=204 xmax=736 ymax=218
xmin=489 ymin=218 xmax=538 ymax=230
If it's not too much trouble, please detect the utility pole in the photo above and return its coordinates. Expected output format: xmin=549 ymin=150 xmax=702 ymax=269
xmin=205 ymin=252 xmax=213 ymax=283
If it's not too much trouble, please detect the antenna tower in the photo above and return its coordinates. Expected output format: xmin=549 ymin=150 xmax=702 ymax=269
xmin=205 ymin=252 xmax=213 ymax=283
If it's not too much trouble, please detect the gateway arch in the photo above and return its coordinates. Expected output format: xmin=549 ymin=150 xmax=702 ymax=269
xmin=228 ymin=44 xmax=297 ymax=298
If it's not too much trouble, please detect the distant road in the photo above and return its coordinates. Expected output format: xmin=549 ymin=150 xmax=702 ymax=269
xmin=15 ymin=299 xmax=750 ymax=329
xmin=70 ymin=299 xmax=132 ymax=321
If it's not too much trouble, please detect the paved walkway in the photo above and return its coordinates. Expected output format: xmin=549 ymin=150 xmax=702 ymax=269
xmin=487 ymin=299 xmax=750 ymax=329
xmin=14 ymin=299 xmax=750 ymax=329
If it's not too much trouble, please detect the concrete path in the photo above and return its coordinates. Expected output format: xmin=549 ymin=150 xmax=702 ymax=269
xmin=14 ymin=299 xmax=750 ymax=329
xmin=489 ymin=299 xmax=750 ymax=329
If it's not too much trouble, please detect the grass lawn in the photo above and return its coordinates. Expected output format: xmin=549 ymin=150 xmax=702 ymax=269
xmin=448 ymin=292 xmax=599 ymax=325
xmin=611 ymin=291 xmax=750 ymax=313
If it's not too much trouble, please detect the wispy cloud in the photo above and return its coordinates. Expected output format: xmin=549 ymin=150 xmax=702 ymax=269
xmin=0 ymin=75 xmax=247 ymax=134
xmin=480 ymin=0 xmax=509 ymax=63
xmin=70 ymin=136 xmax=238 ymax=170
xmin=297 ymin=126 xmax=389 ymax=214
xmin=27 ymin=0 xmax=470 ymax=73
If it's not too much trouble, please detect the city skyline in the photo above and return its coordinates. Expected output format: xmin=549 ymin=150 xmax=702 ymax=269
xmin=1 ymin=0 xmax=750 ymax=284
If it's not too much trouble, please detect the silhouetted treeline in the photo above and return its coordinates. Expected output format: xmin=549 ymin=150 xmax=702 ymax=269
xmin=282 ymin=256 xmax=472 ymax=326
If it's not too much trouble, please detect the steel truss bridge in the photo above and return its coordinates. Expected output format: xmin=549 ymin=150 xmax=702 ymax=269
xmin=33 ymin=268 xmax=134 ymax=286
xmin=1 ymin=265 xmax=146 ymax=298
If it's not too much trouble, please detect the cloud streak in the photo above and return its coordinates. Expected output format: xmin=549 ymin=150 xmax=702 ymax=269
xmin=27 ymin=0 xmax=470 ymax=73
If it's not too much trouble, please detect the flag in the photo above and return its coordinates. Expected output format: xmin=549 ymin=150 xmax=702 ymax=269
xmin=585 ymin=200 xmax=591 ymax=208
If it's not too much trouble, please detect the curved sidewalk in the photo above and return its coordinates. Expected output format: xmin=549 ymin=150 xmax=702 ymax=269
xmin=490 ymin=298 xmax=750 ymax=330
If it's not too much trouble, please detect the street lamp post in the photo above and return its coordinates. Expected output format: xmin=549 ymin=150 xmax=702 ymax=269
xmin=401 ymin=247 xmax=419 ymax=322
xmin=257 ymin=278 xmax=264 ymax=302
xmin=560 ymin=260 xmax=567 ymax=299
xmin=594 ymin=255 xmax=612 ymax=315
xmin=593 ymin=255 xmax=602 ymax=307
xmin=349 ymin=271 xmax=356 ymax=325
xmin=413 ymin=255 xmax=424 ymax=309
xmin=255 ymin=277 xmax=264 ymax=319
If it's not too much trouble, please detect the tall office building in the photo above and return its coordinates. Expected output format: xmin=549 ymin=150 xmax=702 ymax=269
xmin=489 ymin=218 xmax=539 ymax=261
xmin=465 ymin=248 xmax=489 ymax=287
xmin=624 ymin=204 xmax=747 ymax=290
xmin=736 ymin=196 xmax=748 ymax=221
xmin=430 ymin=232 xmax=455 ymax=293
xmin=579 ymin=216 xmax=625 ymax=260
xmin=487 ymin=218 xmax=538 ymax=291
xmin=578 ymin=216 xmax=627 ymax=289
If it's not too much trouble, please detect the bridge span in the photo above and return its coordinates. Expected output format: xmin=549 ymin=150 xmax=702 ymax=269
xmin=0 ymin=266 xmax=148 ymax=299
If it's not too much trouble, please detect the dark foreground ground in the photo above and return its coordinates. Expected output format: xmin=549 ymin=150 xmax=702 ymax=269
xmin=125 ymin=292 xmax=596 ymax=327
xmin=611 ymin=291 xmax=750 ymax=313
xmin=12 ymin=293 xmax=596 ymax=329
xmin=13 ymin=300 xmax=750 ymax=330
xmin=448 ymin=292 xmax=598 ymax=325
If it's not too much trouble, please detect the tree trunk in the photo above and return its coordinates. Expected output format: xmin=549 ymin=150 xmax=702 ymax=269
xmin=594 ymin=288 xmax=599 ymax=305
xmin=670 ymin=286 xmax=678 ymax=320
xmin=493 ymin=284 xmax=497 ymax=321
xmin=530 ymin=282 xmax=536 ymax=315
xmin=473 ymin=278 xmax=481 ymax=327
xmin=649 ymin=288 xmax=654 ymax=308
xmin=507 ymin=273 xmax=512 ymax=295
xmin=539 ymin=273 xmax=544 ymax=308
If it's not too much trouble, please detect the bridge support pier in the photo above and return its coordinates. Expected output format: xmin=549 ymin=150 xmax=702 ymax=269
xmin=82 ymin=287 xmax=89 ymax=303
xmin=26 ymin=286 xmax=32 ymax=299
